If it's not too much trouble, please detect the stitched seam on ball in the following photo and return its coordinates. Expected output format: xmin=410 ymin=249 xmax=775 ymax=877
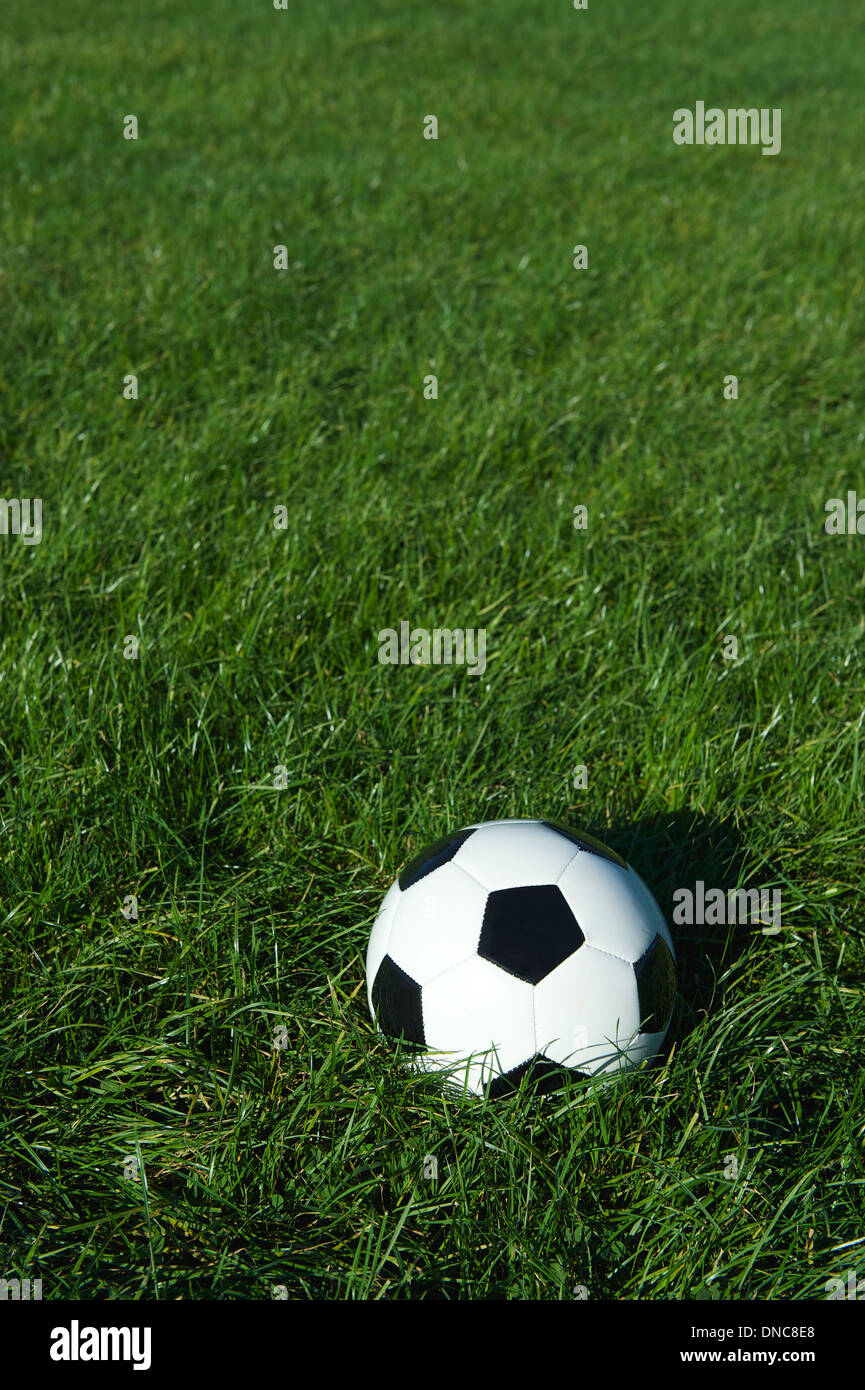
xmin=450 ymin=860 xmax=492 ymax=894
xmin=414 ymin=948 xmax=483 ymax=992
xmin=555 ymin=847 xmax=583 ymax=884
xmin=583 ymin=940 xmax=639 ymax=966
xmin=382 ymin=900 xmax=399 ymax=957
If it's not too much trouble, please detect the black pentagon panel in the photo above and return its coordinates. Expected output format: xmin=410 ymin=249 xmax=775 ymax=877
xmin=479 ymin=885 xmax=584 ymax=984
xmin=541 ymin=820 xmax=627 ymax=869
xmin=371 ymin=955 xmax=425 ymax=1045
xmin=398 ymin=828 xmax=476 ymax=890
xmin=488 ymin=1056 xmax=588 ymax=1099
xmin=634 ymin=934 xmax=676 ymax=1033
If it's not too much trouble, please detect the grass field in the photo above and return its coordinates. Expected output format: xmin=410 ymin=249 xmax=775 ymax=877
xmin=1 ymin=0 xmax=864 ymax=1301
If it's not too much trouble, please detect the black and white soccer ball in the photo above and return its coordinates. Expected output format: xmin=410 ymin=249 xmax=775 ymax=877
xmin=366 ymin=818 xmax=676 ymax=1097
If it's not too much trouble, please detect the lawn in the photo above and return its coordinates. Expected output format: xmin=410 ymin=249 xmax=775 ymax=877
xmin=0 ymin=0 xmax=863 ymax=1300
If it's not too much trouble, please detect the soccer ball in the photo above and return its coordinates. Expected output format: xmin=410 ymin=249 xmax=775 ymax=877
xmin=366 ymin=818 xmax=676 ymax=1097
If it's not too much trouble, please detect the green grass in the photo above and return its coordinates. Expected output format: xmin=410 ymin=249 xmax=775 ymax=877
xmin=1 ymin=0 xmax=863 ymax=1300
